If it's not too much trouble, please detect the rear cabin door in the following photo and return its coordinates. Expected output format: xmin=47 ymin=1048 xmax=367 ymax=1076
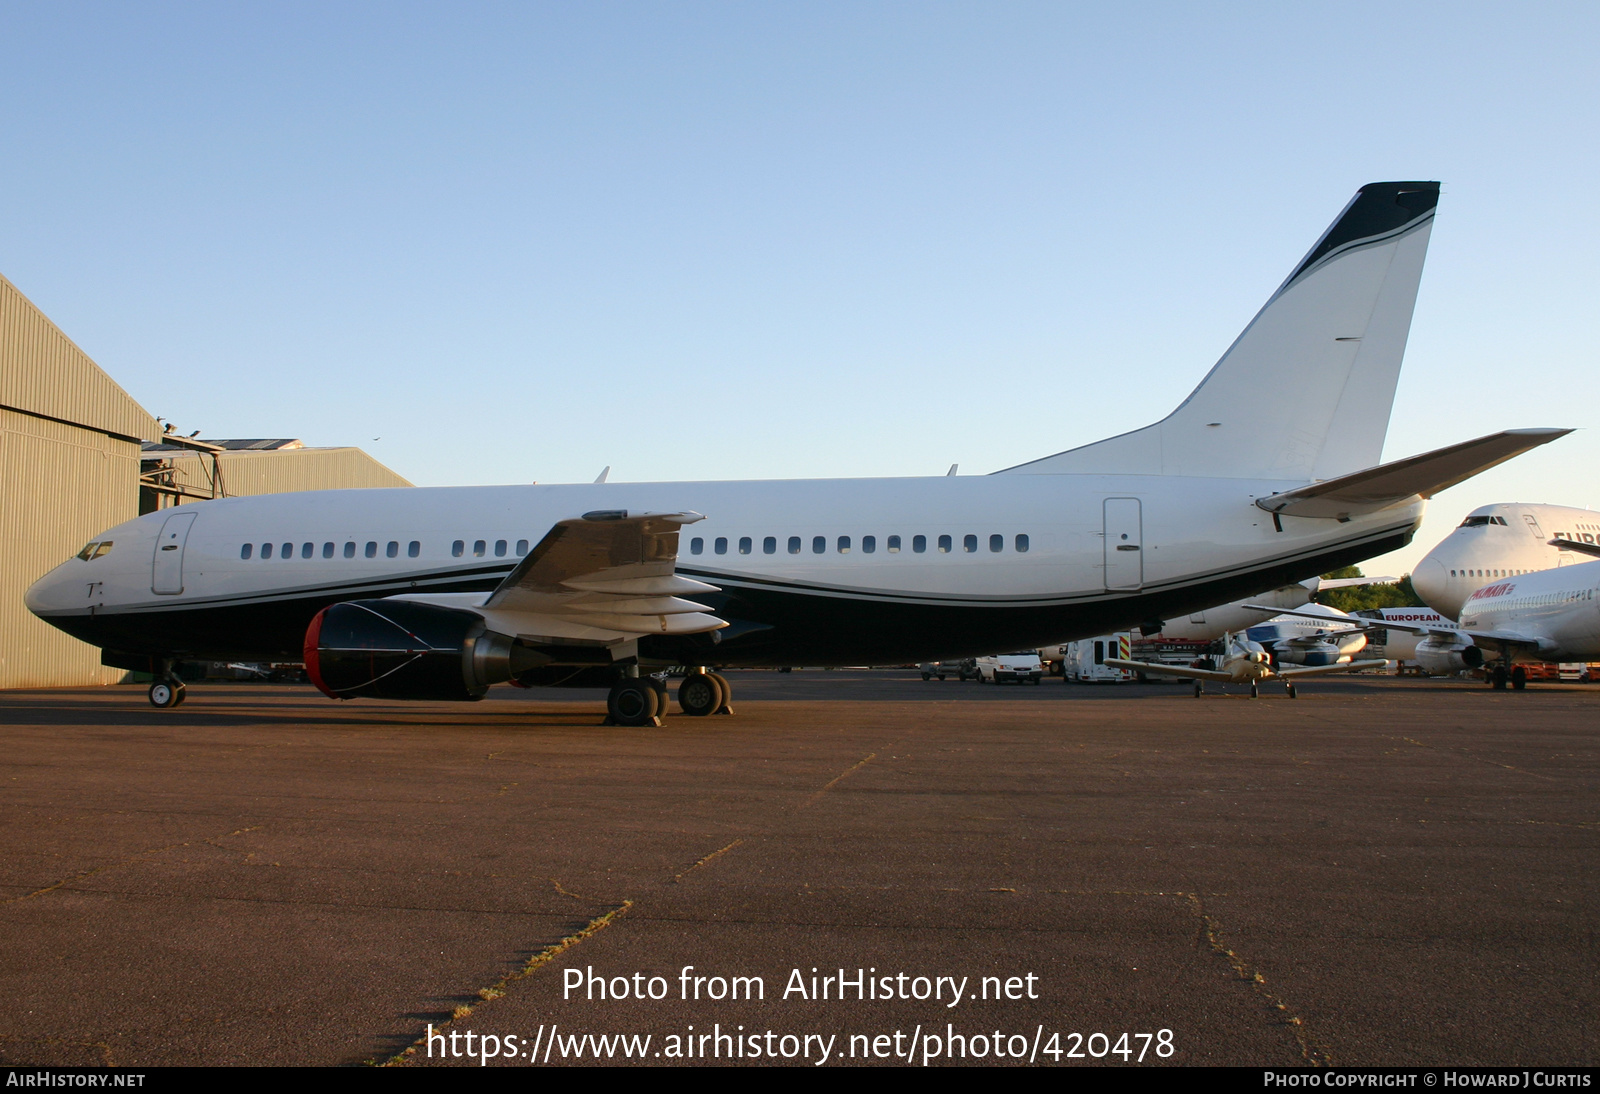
xmin=152 ymin=511 xmax=197 ymax=594
xmin=1104 ymin=498 xmax=1143 ymax=591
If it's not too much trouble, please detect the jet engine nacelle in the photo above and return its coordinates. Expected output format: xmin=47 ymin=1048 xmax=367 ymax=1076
xmin=1272 ymin=642 xmax=1343 ymax=667
xmin=1414 ymin=636 xmax=1484 ymax=676
xmin=304 ymin=599 xmax=519 ymax=701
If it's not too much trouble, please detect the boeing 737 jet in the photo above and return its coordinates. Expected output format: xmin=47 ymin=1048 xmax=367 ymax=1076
xmin=25 ymin=182 xmax=1570 ymax=723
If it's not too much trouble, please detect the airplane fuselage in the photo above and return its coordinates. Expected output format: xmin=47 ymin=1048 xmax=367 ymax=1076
xmin=1456 ymin=561 xmax=1600 ymax=663
xmin=28 ymin=472 xmax=1421 ymax=670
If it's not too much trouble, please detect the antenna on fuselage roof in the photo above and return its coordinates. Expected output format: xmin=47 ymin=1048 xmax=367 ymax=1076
xmin=946 ymin=464 xmax=958 ymax=477
xmin=594 ymin=466 xmax=610 ymax=484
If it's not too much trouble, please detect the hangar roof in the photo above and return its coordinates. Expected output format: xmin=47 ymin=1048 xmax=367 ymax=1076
xmin=0 ymin=273 xmax=159 ymax=443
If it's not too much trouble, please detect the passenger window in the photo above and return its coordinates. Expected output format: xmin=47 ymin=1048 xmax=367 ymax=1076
xmin=764 ymin=536 xmax=776 ymax=554
xmin=913 ymin=535 xmax=926 ymax=553
xmin=1015 ymin=534 xmax=1029 ymax=553
xmin=838 ymin=536 xmax=850 ymax=554
xmin=281 ymin=542 xmax=293 ymax=559
xmin=473 ymin=540 xmax=486 ymax=557
xmin=323 ymin=542 xmax=334 ymax=559
xmin=262 ymin=543 xmax=273 ymax=559
xmin=409 ymin=542 xmax=421 ymax=558
xmin=301 ymin=542 xmax=313 ymax=559
xmin=690 ymin=537 xmax=704 ymax=555
xmin=938 ymin=535 xmax=952 ymax=553
xmin=494 ymin=540 xmax=506 ymax=557
xmin=365 ymin=542 xmax=378 ymax=558
xmin=345 ymin=542 xmax=357 ymax=558
xmin=812 ymin=536 xmax=826 ymax=554
xmin=863 ymin=536 xmax=875 ymax=554
xmin=715 ymin=537 xmax=728 ymax=555
xmin=888 ymin=535 xmax=901 ymax=553
xmin=515 ymin=539 xmax=528 ymax=555
xmin=739 ymin=536 xmax=752 ymax=555
xmin=388 ymin=541 xmax=400 ymax=558
xmin=990 ymin=534 xmax=1003 ymax=553
xmin=240 ymin=544 xmax=252 ymax=560
xmin=963 ymin=534 xmax=977 ymax=553
xmin=789 ymin=536 xmax=801 ymax=554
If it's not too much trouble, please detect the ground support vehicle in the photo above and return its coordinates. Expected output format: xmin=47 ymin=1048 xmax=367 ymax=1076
xmin=976 ymin=652 xmax=1044 ymax=684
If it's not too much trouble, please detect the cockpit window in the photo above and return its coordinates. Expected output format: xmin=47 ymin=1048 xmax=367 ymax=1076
xmin=1459 ymin=516 xmax=1493 ymax=528
xmin=77 ymin=541 xmax=113 ymax=560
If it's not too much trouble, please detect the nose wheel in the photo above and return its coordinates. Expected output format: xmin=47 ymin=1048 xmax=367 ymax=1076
xmin=148 ymin=678 xmax=186 ymax=709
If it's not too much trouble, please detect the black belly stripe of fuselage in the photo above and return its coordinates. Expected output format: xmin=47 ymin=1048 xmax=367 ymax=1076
xmin=47 ymin=526 xmax=1414 ymax=668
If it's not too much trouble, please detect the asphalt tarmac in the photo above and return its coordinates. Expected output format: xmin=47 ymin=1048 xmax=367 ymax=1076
xmin=0 ymin=671 xmax=1594 ymax=1067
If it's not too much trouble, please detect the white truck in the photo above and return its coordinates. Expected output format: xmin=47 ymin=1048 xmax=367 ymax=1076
xmin=1061 ymin=634 xmax=1137 ymax=683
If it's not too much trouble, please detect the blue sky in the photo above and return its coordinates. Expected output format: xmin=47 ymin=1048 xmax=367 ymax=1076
xmin=2 ymin=2 xmax=1596 ymax=576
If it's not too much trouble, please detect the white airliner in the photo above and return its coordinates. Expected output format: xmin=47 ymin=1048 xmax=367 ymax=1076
xmin=1148 ymin=574 xmax=1394 ymax=643
xmin=1243 ymin=603 xmax=1370 ymax=667
xmin=25 ymin=182 xmax=1572 ymax=723
xmin=1411 ymin=503 xmax=1600 ymax=618
xmin=1257 ymin=542 xmax=1600 ymax=689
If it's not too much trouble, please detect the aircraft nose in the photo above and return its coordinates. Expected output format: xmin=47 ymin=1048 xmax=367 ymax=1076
xmin=1410 ymin=557 xmax=1456 ymax=618
xmin=25 ymin=562 xmax=76 ymax=617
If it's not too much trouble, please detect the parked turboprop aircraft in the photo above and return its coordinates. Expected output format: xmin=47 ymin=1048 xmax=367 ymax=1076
xmin=25 ymin=182 xmax=1571 ymax=724
xmin=1411 ymin=503 xmax=1600 ymax=618
xmin=1106 ymin=630 xmax=1386 ymax=699
xmin=1255 ymin=543 xmax=1600 ymax=689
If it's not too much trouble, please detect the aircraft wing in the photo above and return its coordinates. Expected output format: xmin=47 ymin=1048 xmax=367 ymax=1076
xmin=1103 ymin=658 xmax=1236 ymax=683
xmin=1276 ymin=658 xmax=1390 ymax=678
xmin=480 ymin=510 xmax=728 ymax=636
xmin=1254 ymin=429 xmax=1571 ymax=520
xmin=1550 ymin=538 xmax=1600 ymax=559
xmin=1244 ymin=605 xmax=1541 ymax=655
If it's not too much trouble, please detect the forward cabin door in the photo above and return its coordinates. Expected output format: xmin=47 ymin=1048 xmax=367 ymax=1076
xmin=152 ymin=511 xmax=197 ymax=594
xmin=1104 ymin=498 xmax=1143 ymax=591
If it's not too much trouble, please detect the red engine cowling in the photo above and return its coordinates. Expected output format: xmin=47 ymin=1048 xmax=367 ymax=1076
xmin=1414 ymin=636 xmax=1484 ymax=676
xmin=304 ymin=599 xmax=514 ymax=701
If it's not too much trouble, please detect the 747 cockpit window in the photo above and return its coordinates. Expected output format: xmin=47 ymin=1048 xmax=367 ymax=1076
xmin=77 ymin=541 xmax=113 ymax=560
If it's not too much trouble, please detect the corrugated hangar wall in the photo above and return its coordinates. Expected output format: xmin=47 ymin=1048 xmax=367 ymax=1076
xmin=1 ymin=273 xmax=157 ymax=688
xmin=2 ymin=271 xmax=414 ymax=688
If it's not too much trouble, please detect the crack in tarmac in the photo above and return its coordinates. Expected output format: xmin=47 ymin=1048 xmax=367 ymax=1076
xmin=1183 ymin=891 xmax=1331 ymax=1067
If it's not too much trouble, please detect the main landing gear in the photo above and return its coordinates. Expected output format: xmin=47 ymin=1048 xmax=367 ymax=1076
xmin=605 ymin=667 xmax=733 ymax=726
xmin=1488 ymin=664 xmax=1528 ymax=691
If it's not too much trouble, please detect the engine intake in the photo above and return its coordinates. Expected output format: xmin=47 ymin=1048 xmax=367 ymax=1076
xmin=304 ymin=599 xmax=521 ymax=701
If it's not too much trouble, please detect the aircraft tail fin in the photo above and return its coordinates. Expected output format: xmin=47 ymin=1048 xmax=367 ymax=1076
xmin=1000 ymin=182 xmax=1440 ymax=480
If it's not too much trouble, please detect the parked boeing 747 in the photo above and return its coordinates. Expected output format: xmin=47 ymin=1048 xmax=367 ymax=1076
xmin=26 ymin=182 xmax=1570 ymax=723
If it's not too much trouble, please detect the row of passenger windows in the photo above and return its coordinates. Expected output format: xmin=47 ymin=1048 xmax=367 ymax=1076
xmin=689 ymin=533 xmax=1030 ymax=556
xmin=240 ymin=539 xmax=532 ymax=560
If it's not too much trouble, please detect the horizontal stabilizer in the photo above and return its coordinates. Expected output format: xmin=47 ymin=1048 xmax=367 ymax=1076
xmin=1255 ymin=429 xmax=1571 ymax=520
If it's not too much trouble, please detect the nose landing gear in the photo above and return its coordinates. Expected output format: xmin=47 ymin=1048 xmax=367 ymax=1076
xmin=148 ymin=676 xmax=186 ymax=709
